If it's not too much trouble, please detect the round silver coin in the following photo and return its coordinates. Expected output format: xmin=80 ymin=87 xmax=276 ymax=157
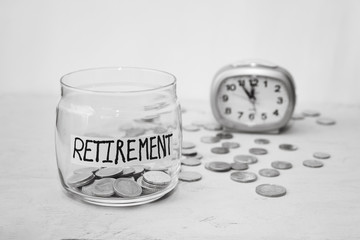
xmin=203 ymin=123 xmax=223 ymax=131
xmin=316 ymin=117 xmax=336 ymax=126
xmin=303 ymin=159 xmax=324 ymax=168
xmin=291 ymin=113 xmax=305 ymax=120
xmin=182 ymin=141 xmax=196 ymax=149
xmin=205 ymin=161 xmax=232 ymax=172
xmin=92 ymin=178 xmax=116 ymax=197
xmin=95 ymin=167 xmax=123 ymax=178
xmin=231 ymin=162 xmax=248 ymax=171
xmin=200 ymin=136 xmax=221 ymax=144
xmin=113 ymin=178 xmax=142 ymax=198
xmin=179 ymin=171 xmax=202 ymax=182
xmin=216 ymin=132 xmax=233 ymax=139
xmin=68 ymin=172 xmax=95 ymax=187
xmin=183 ymin=124 xmax=200 ymax=132
xmin=249 ymin=147 xmax=268 ymax=155
xmin=259 ymin=168 xmax=280 ymax=177
xmin=254 ymin=138 xmax=270 ymax=145
xmin=181 ymin=157 xmax=202 ymax=166
xmin=256 ymin=184 xmax=287 ymax=197
xmin=302 ymin=110 xmax=321 ymax=117
xmin=230 ymin=171 xmax=257 ymax=183
xmin=313 ymin=152 xmax=331 ymax=159
xmin=182 ymin=148 xmax=198 ymax=157
xmin=120 ymin=167 xmax=135 ymax=177
xmin=279 ymin=144 xmax=298 ymax=151
xmin=221 ymin=141 xmax=240 ymax=149
xmin=271 ymin=161 xmax=293 ymax=170
xmin=233 ymin=155 xmax=258 ymax=164
xmin=211 ymin=147 xmax=230 ymax=154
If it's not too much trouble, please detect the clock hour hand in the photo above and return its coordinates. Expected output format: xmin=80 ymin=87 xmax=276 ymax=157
xmin=241 ymin=85 xmax=252 ymax=100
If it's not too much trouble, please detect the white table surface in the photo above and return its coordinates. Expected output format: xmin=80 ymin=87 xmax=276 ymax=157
xmin=1 ymin=94 xmax=360 ymax=240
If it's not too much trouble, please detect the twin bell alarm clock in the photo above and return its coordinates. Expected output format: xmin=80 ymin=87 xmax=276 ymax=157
xmin=210 ymin=60 xmax=296 ymax=133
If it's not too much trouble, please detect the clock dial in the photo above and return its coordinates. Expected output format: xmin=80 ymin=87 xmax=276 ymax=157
xmin=217 ymin=76 xmax=289 ymax=126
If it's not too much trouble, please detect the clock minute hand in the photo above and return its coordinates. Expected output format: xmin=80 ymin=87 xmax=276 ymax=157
xmin=241 ymin=85 xmax=252 ymax=100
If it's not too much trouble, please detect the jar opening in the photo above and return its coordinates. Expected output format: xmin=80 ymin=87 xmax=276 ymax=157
xmin=60 ymin=67 xmax=176 ymax=93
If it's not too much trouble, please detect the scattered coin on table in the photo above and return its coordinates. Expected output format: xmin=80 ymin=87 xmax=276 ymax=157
xmin=303 ymin=159 xmax=324 ymax=168
xmin=302 ymin=110 xmax=321 ymax=117
xmin=205 ymin=161 xmax=232 ymax=172
xmin=233 ymin=155 xmax=258 ymax=164
xmin=203 ymin=123 xmax=223 ymax=131
xmin=230 ymin=171 xmax=257 ymax=183
xmin=190 ymin=153 xmax=203 ymax=159
xmin=92 ymin=178 xmax=116 ymax=197
xmin=291 ymin=113 xmax=305 ymax=120
xmin=200 ymin=136 xmax=221 ymax=144
xmin=216 ymin=132 xmax=233 ymax=139
xmin=271 ymin=161 xmax=293 ymax=170
xmin=254 ymin=138 xmax=270 ymax=145
xmin=182 ymin=148 xmax=198 ymax=157
xmin=313 ymin=152 xmax=331 ymax=159
xmin=249 ymin=147 xmax=268 ymax=155
xmin=183 ymin=124 xmax=200 ymax=132
xmin=316 ymin=117 xmax=336 ymax=126
xmin=211 ymin=147 xmax=230 ymax=154
xmin=181 ymin=157 xmax=202 ymax=166
xmin=113 ymin=178 xmax=143 ymax=198
xmin=256 ymin=184 xmax=287 ymax=197
xmin=179 ymin=171 xmax=202 ymax=182
xmin=259 ymin=168 xmax=280 ymax=177
xmin=231 ymin=162 xmax=249 ymax=171
xmin=221 ymin=141 xmax=240 ymax=149
xmin=279 ymin=144 xmax=298 ymax=151
xmin=182 ymin=141 xmax=196 ymax=149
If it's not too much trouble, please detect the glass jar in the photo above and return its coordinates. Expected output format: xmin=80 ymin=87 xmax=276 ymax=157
xmin=55 ymin=67 xmax=182 ymax=206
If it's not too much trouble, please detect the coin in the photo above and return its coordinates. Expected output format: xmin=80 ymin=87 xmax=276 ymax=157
xmin=68 ymin=172 xmax=95 ymax=187
xmin=181 ymin=157 xmax=202 ymax=166
xmin=183 ymin=124 xmax=200 ymax=132
xmin=231 ymin=162 xmax=248 ymax=171
xmin=256 ymin=184 xmax=286 ymax=197
xmin=249 ymin=147 xmax=268 ymax=155
xmin=291 ymin=113 xmax=305 ymax=120
xmin=95 ymin=167 xmax=123 ymax=178
xmin=216 ymin=132 xmax=233 ymax=139
xmin=179 ymin=171 xmax=202 ymax=182
xmin=74 ymin=167 xmax=99 ymax=175
xmin=81 ymin=182 xmax=96 ymax=196
xmin=136 ymin=176 xmax=160 ymax=194
xmin=153 ymin=126 xmax=168 ymax=134
xmin=230 ymin=171 xmax=257 ymax=183
xmin=233 ymin=155 xmax=258 ymax=164
xmin=316 ymin=118 xmax=336 ymax=126
xmin=182 ymin=148 xmax=198 ymax=157
xmin=303 ymin=159 xmax=324 ymax=168
xmin=141 ymin=177 xmax=168 ymax=189
xmin=191 ymin=153 xmax=203 ymax=159
xmin=271 ymin=161 xmax=293 ymax=170
xmin=132 ymin=165 xmax=145 ymax=175
xmin=125 ymin=128 xmax=146 ymax=137
xmin=203 ymin=123 xmax=223 ymax=131
xmin=143 ymin=171 xmax=171 ymax=185
xmin=254 ymin=138 xmax=270 ymax=145
xmin=200 ymin=136 xmax=221 ymax=144
xmin=92 ymin=178 xmax=116 ymax=197
xmin=259 ymin=168 xmax=280 ymax=177
xmin=205 ymin=161 xmax=232 ymax=172
xmin=211 ymin=147 xmax=230 ymax=154
xmin=313 ymin=152 xmax=331 ymax=159
xmin=302 ymin=110 xmax=321 ymax=117
xmin=182 ymin=141 xmax=196 ymax=149
xmin=121 ymin=167 xmax=135 ymax=177
xmin=113 ymin=178 xmax=142 ymax=198
xmin=221 ymin=141 xmax=240 ymax=149
xmin=279 ymin=144 xmax=298 ymax=151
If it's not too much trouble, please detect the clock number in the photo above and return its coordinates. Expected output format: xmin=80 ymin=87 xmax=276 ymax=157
xmin=238 ymin=80 xmax=245 ymax=87
xmin=222 ymin=94 xmax=229 ymax=102
xmin=261 ymin=113 xmax=267 ymax=120
xmin=238 ymin=111 xmax=243 ymax=119
xmin=250 ymin=78 xmax=258 ymax=87
xmin=225 ymin=107 xmax=232 ymax=115
xmin=249 ymin=113 xmax=255 ymax=120
xmin=275 ymin=85 xmax=281 ymax=92
xmin=277 ymin=97 xmax=283 ymax=104
xmin=264 ymin=80 xmax=268 ymax=88
xmin=273 ymin=109 xmax=279 ymax=116
xmin=226 ymin=84 xmax=236 ymax=91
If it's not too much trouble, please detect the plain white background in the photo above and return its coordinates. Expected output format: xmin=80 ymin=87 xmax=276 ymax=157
xmin=0 ymin=0 xmax=359 ymax=104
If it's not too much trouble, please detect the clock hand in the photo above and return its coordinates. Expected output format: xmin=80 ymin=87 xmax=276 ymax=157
xmin=241 ymin=85 xmax=252 ymax=100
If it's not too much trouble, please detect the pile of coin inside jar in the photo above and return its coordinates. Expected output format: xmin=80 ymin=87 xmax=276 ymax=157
xmin=179 ymin=109 xmax=335 ymax=198
xmin=67 ymin=166 xmax=173 ymax=198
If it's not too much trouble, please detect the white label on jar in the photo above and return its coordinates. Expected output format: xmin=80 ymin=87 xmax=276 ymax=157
xmin=70 ymin=133 xmax=174 ymax=167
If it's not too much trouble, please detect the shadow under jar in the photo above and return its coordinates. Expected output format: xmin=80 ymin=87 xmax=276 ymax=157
xmin=56 ymin=67 xmax=182 ymax=206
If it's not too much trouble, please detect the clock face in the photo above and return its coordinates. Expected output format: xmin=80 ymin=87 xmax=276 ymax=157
xmin=216 ymin=75 xmax=290 ymax=126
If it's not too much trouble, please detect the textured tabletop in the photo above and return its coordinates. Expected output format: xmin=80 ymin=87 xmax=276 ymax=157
xmin=1 ymin=94 xmax=360 ymax=240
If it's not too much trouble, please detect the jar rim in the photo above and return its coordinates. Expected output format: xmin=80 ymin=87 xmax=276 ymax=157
xmin=60 ymin=66 xmax=176 ymax=94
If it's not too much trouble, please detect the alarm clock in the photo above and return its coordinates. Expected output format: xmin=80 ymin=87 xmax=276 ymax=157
xmin=210 ymin=60 xmax=296 ymax=133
